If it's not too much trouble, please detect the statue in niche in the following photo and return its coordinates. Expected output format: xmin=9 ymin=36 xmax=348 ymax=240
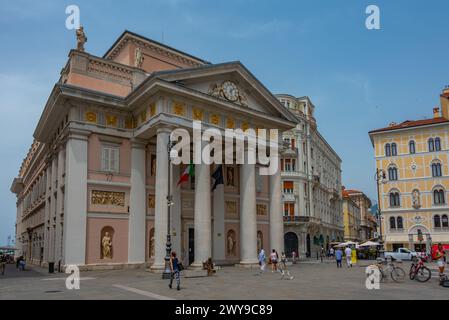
xmin=412 ymin=189 xmax=421 ymax=209
xmin=151 ymin=155 xmax=156 ymax=176
xmin=226 ymin=166 xmax=235 ymax=186
xmin=101 ymin=231 xmax=113 ymax=259
xmin=76 ymin=26 xmax=87 ymax=51
xmin=257 ymin=231 xmax=263 ymax=254
xmin=134 ymin=47 xmax=144 ymax=68
xmin=227 ymin=230 xmax=236 ymax=256
xmin=149 ymin=228 xmax=155 ymax=258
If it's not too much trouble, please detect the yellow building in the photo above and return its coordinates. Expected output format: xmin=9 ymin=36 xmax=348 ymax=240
xmin=369 ymin=88 xmax=449 ymax=252
xmin=342 ymin=189 xmax=361 ymax=242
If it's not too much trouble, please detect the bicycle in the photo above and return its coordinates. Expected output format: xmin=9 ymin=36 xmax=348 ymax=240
xmin=372 ymin=257 xmax=406 ymax=283
xmin=409 ymin=255 xmax=432 ymax=282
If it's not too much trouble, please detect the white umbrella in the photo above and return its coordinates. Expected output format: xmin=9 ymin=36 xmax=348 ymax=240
xmin=359 ymin=241 xmax=380 ymax=247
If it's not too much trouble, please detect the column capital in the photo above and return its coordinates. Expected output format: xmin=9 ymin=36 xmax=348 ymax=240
xmin=156 ymin=126 xmax=174 ymax=135
xmin=67 ymin=128 xmax=90 ymax=141
xmin=130 ymin=138 xmax=147 ymax=149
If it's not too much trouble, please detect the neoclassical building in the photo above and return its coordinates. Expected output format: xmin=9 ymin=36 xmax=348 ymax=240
xmin=276 ymin=95 xmax=344 ymax=258
xmin=369 ymin=89 xmax=449 ymax=252
xmin=10 ymin=30 xmax=297 ymax=270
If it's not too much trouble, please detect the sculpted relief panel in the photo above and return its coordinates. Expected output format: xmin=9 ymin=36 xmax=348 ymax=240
xmin=91 ymin=190 xmax=125 ymax=207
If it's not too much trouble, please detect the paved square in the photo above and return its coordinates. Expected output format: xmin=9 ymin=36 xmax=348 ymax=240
xmin=0 ymin=260 xmax=446 ymax=300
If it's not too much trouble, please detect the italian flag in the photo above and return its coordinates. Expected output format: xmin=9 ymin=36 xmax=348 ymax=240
xmin=177 ymin=163 xmax=194 ymax=186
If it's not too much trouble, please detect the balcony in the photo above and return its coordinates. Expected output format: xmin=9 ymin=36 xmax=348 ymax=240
xmin=282 ymin=193 xmax=296 ymax=202
xmin=283 ymin=216 xmax=322 ymax=225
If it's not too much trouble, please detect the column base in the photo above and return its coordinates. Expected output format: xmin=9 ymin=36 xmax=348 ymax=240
xmin=236 ymin=259 xmax=259 ymax=268
xmin=189 ymin=261 xmax=205 ymax=270
xmin=148 ymin=262 xmax=165 ymax=273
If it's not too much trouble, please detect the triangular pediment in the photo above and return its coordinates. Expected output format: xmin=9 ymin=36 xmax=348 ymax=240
xmin=153 ymin=62 xmax=298 ymax=123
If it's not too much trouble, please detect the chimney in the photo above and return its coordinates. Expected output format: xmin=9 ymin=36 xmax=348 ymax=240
xmin=433 ymin=107 xmax=440 ymax=119
xmin=440 ymin=86 xmax=449 ymax=120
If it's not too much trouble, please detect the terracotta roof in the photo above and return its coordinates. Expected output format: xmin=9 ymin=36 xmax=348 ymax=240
xmin=344 ymin=189 xmax=362 ymax=195
xmin=369 ymin=117 xmax=449 ymax=134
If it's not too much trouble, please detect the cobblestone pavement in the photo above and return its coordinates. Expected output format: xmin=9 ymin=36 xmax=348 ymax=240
xmin=0 ymin=260 xmax=447 ymax=300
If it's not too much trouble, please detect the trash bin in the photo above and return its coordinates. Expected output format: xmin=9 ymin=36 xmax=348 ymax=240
xmin=48 ymin=262 xmax=55 ymax=273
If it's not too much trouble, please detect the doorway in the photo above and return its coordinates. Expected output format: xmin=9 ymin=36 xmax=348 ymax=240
xmin=284 ymin=232 xmax=299 ymax=257
xmin=306 ymin=234 xmax=311 ymax=258
xmin=188 ymin=228 xmax=194 ymax=265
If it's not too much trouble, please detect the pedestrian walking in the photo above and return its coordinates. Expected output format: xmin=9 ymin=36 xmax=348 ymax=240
xmin=292 ymin=250 xmax=297 ymax=264
xmin=434 ymin=243 xmax=446 ymax=277
xmin=0 ymin=254 xmax=6 ymax=276
xmin=258 ymin=249 xmax=266 ymax=274
xmin=168 ymin=251 xmax=181 ymax=291
xmin=345 ymin=246 xmax=352 ymax=268
xmin=335 ymin=248 xmax=343 ymax=268
xmin=270 ymin=249 xmax=278 ymax=272
xmin=278 ymin=252 xmax=294 ymax=280
xmin=320 ymin=246 xmax=325 ymax=263
xmin=329 ymin=247 xmax=335 ymax=259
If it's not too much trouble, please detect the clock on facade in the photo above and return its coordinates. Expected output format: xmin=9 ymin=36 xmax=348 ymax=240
xmin=222 ymin=81 xmax=239 ymax=102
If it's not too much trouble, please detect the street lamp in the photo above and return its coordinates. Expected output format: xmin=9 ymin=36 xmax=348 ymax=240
xmin=162 ymin=139 xmax=177 ymax=279
xmin=375 ymin=168 xmax=387 ymax=258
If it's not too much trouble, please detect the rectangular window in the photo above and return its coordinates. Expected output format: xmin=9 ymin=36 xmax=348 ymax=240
xmin=101 ymin=145 xmax=120 ymax=173
xmin=285 ymin=159 xmax=292 ymax=172
xmin=284 ymin=203 xmax=295 ymax=217
xmin=283 ymin=181 xmax=294 ymax=193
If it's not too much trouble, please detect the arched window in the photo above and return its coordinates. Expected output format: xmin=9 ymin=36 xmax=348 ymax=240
xmin=428 ymin=138 xmax=435 ymax=152
xmin=389 ymin=217 xmax=396 ymax=229
xmin=388 ymin=167 xmax=398 ymax=181
xmin=432 ymin=162 xmax=442 ymax=177
xmin=389 ymin=192 xmax=401 ymax=207
xmin=433 ymin=189 xmax=446 ymax=205
xmin=385 ymin=144 xmax=391 ymax=157
xmin=391 ymin=143 xmax=398 ymax=156
xmin=397 ymin=216 xmax=403 ymax=229
xmin=435 ymin=137 xmax=441 ymax=151
xmin=409 ymin=140 xmax=416 ymax=154
xmin=442 ymin=215 xmax=449 ymax=228
xmin=434 ymin=215 xmax=441 ymax=228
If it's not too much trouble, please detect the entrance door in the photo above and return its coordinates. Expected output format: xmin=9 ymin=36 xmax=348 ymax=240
xmin=306 ymin=234 xmax=311 ymax=258
xmin=188 ymin=228 xmax=194 ymax=265
xmin=284 ymin=232 xmax=299 ymax=257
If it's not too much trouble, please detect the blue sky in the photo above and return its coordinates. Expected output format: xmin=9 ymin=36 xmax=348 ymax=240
xmin=1 ymin=0 xmax=448 ymax=244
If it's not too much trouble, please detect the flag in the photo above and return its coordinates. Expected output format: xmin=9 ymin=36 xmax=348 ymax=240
xmin=211 ymin=165 xmax=224 ymax=191
xmin=177 ymin=162 xmax=194 ymax=186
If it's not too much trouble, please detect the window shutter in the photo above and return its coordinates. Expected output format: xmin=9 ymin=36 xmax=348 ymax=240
xmin=111 ymin=147 xmax=119 ymax=172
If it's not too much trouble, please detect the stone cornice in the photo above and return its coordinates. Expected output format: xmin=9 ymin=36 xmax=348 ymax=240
xmin=103 ymin=31 xmax=207 ymax=67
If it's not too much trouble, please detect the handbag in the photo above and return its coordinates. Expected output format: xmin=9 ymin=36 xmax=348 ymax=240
xmin=178 ymin=262 xmax=185 ymax=271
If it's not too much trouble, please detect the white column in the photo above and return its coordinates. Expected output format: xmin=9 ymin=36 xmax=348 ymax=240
xmin=49 ymin=156 xmax=57 ymax=263
xmin=55 ymin=146 xmax=65 ymax=265
xmin=171 ymin=164 xmax=182 ymax=256
xmin=63 ymin=129 xmax=89 ymax=266
xmin=270 ymin=159 xmax=284 ymax=253
xmin=213 ymin=172 xmax=225 ymax=261
xmin=191 ymin=160 xmax=212 ymax=268
xmin=151 ymin=128 xmax=170 ymax=270
xmin=239 ymin=163 xmax=258 ymax=265
xmin=43 ymin=164 xmax=51 ymax=263
xmin=128 ymin=139 xmax=146 ymax=264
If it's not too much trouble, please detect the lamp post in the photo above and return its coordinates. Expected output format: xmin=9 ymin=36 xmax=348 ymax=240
xmin=162 ymin=139 xmax=176 ymax=279
xmin=375 ymin=168 xmax=387 ymax=258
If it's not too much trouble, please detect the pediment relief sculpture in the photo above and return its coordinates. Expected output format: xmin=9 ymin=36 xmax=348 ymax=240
xmin=208 ymin=81 xmax=248 ymax=107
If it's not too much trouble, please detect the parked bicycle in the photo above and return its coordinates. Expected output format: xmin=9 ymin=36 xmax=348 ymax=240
xmin=372 ymin=257 xmax=406 ymax=283
xmin=409 ymin=255 xmax=432 ymax=282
